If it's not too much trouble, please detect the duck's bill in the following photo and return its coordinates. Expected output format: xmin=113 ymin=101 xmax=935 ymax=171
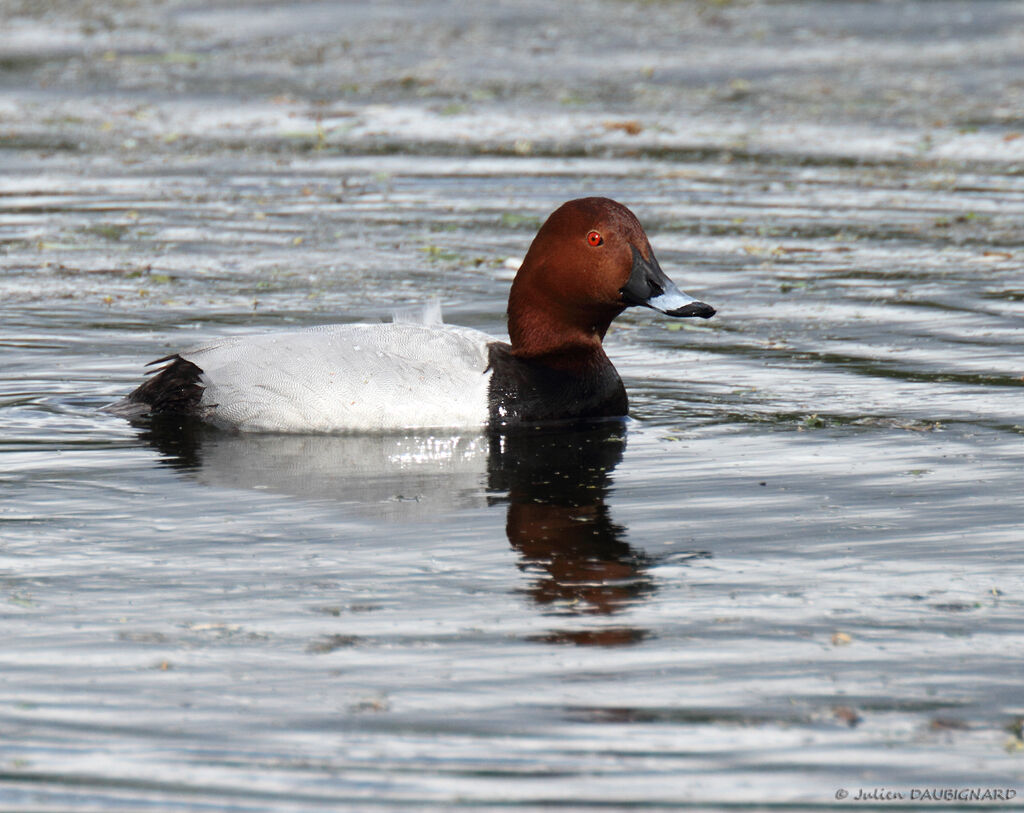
xmin=621 ymin=246 xmax=716 ymax=318
xmin=645 ymin=282 xmax=716 ymax=318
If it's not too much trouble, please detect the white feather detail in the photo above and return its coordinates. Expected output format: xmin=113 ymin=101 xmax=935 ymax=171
xmin=390 ymin=297 xmax=444 ymax=326
xmin=179 ymin=322 xmax=493 ymax=433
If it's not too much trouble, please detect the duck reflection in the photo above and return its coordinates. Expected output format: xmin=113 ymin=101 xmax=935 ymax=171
xmin=488 ymin=423 xmax=654 ymax=629
xmin=139 ymin=416 xmax=491 ymax=518
xmin=139 ymin=416 xmax=653 ymax=641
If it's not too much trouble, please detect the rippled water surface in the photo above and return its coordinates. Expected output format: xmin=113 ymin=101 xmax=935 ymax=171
xmin=2 ymin=1 xmax=1024 ymax=810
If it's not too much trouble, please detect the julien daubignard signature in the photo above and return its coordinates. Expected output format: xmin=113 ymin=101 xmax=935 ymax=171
xmin=835 ymin=787 xmax=1017 ymax=802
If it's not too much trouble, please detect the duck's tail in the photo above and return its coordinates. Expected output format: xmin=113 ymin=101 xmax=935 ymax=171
xmin=107 ymin=355 xmax=205 ymax=418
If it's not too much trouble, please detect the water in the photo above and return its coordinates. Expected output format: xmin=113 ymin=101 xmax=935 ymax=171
xmin=2 ymin=1 xmax=1024 ymax=810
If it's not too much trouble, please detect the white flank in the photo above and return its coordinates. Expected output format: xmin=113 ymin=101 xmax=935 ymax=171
xmin=180 ymin=322 xmax=493 ymax=433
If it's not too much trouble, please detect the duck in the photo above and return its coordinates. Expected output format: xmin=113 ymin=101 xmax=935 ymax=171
xmin=117 ymin=197 xmax=714 ymax=433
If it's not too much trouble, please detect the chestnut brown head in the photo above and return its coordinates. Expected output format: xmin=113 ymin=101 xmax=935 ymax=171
xmin=507 ymin=197 xmax=714 ymax=358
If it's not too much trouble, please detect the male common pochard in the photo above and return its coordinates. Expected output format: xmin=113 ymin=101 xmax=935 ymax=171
xmin=118 ymin=197 xmax=714 ymax=432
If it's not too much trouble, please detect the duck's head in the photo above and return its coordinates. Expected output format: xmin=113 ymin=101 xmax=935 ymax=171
xmin=507 ymin=197 xmax=715 ymax=358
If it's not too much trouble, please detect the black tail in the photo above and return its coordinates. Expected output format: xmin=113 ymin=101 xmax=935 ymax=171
xmin=124 ymin=355 xmax=205 ymax=416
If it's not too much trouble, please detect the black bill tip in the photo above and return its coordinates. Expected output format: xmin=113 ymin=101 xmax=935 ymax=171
xmin=665 ymin=301 xmax=716 ymax=319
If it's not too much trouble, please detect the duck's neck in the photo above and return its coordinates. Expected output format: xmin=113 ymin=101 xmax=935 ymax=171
xmin=507 ymin=283 xmax=621 ymax=369
xmin=494 ymin=289 xmax=628 ymax=425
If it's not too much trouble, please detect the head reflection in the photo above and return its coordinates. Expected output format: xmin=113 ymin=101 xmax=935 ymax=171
xmin=488 ymin=422 xmax=654 ymax=638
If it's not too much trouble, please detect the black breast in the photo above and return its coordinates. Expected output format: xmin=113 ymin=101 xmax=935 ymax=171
xmin=486 ymin=342 xmax=628 ymax=426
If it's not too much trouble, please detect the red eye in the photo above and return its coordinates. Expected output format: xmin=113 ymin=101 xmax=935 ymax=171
xmin=587 ymin=231 xmax=603 ymax=247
